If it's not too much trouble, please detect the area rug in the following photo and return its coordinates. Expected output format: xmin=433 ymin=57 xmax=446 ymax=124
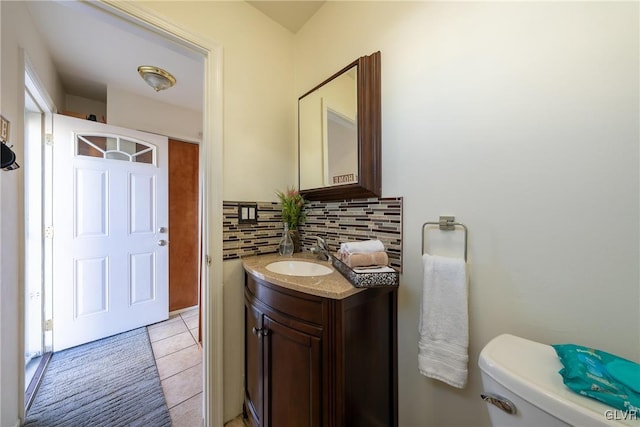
xmin=24 ymin=327 xmax=171 ymax=427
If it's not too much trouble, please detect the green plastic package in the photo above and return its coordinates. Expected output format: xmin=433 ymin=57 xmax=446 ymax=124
xmin=552 ymin=343 xmax=640 ymax=413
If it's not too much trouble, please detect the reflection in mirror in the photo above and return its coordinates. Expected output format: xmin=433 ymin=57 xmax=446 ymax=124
xmin=298 ymin=51 xmax=380 ymax=202
xmin=325 ymin=108 xmax=357 ymax=185
xmin=299 ymin=66 xmax=358 ymax=190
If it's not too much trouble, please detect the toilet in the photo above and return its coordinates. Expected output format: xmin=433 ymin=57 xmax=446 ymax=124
xmin=479 ymin=334 xmax=638 ymax=427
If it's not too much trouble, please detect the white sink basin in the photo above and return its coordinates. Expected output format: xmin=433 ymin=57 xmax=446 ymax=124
xmin=266 ymin=260 xmax=333 ymax=277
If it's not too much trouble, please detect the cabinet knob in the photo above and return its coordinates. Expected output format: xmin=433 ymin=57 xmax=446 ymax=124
xmin=252 ymin=327 xmax=269 ymax=337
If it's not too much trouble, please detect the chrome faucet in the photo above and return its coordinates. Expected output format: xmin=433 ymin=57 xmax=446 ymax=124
xmin=311 ymin=236 xmax=331 ymax=261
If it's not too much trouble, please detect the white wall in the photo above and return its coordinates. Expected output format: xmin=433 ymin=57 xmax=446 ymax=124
xmin=0 ymin=2 xmax=64 ymax=425
xmin=107 ymin=87 xmax=202 ymax=143
xmin=296 ymin=2 xmax=639 ymax=426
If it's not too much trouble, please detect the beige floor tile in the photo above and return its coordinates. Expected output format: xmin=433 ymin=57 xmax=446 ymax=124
xmin=151 ymin=331 xmax=197 ymax=358
xmin=156 ymin=344 xmax=202 ymax=380
xmin=183 ymin=314 xmax=199 ymax=330
xmin=161 ymin=363 xmax=203 ymax=408
xmin=169 ymin=392 xmax=203 ymax=427
xmin=148 ymin=318 xmax=188 ymax=342
xmin=180 ymin=307 xmax=199 ymax=319
xmin=189 ymin=327 xmax=200 ymax=343
xmin=148 ymin=315 xmax=182 ymax=330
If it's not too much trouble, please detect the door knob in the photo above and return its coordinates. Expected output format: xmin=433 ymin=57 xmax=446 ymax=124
xmin=158 ymin=239 xmax=169 ymax=246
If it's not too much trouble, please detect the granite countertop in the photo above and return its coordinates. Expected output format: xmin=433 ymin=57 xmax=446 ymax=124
xmin=241 ymin=252 xmax=364 ymax=300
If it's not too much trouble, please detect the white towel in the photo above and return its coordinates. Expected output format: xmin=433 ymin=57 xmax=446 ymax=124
xmin=418 ymin=253 xmax=469 ymax=388
xmin=339 ymin=239 xmax=385 ymax=254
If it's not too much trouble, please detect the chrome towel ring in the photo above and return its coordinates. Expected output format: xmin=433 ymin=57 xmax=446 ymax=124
xmin=421 ymin=216 xmax=468 ymax=262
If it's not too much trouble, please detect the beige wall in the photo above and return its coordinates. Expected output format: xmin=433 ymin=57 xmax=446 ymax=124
xmin=0 ymin=2 xmax=64 ymax=425
xmin=107 ymin=87 xmax=203 ymax=143
xmin=296 ymin=2 xmax=639 ymax=426
xmin=144 ymin=1 xmax=297 ymax=202
xmin=64 ymin=94 xmax=107 ymax=122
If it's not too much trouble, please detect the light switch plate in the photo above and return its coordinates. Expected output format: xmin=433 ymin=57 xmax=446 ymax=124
xmin=238 ymin=203 xmax=258 ymax=224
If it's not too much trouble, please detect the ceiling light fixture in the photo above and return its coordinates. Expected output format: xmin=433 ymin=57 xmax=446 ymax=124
xmin=137 ymin=65 xmax=176 ymax=92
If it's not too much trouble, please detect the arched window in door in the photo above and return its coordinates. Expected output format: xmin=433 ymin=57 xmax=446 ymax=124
xmin=76 ymin=134 xmax=156 ymax=165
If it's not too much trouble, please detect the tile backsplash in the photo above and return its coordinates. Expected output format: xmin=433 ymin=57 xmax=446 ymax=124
xmin=301 ymin=197 xmax=403 ymax=270
xmin=223 ymin=197 xmax=403 ymax=270
xmin=223 ymin=201 xmax=282 ymax=259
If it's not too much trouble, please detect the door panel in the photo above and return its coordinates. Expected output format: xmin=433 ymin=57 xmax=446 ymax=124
xmin=264 ymin=315 xmax=322 ymax=427
xmin=130 ymin=173 xmax=155 ymax=234
xmin=245 ymin=299 xmax=263 ymax=426
xmin=75 ymin=167 xmax=108 ymax=237
xmin=52 ymin=114 xmax=168 ymax=351
xmin=74 ymin=256 xmax=108 ymax=316
xmin=130 ymin=252 xmax=156 ymax=304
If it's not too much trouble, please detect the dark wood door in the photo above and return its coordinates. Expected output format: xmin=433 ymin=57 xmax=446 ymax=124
xmin=244 ymin=301 xmax=263 ymax=427
xmin=168 ymin=139 xmax=199 ymax=311
xmin=264 ymin=315 xmax=322 ymax=427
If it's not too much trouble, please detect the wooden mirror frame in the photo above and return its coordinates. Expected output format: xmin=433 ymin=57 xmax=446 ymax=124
xmin=298 ymin=51 xmax=381 ymax=201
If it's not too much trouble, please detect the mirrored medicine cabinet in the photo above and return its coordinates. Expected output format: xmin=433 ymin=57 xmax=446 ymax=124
xmin=298 ymin=51 xmax=381 ymax=201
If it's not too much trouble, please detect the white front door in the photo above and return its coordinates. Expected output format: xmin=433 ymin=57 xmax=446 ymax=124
xmin=51 ymin=114 xmax=169 ymax=351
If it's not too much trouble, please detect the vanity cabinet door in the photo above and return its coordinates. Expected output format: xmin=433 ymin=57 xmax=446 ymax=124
xmin=263 ymin=315 xmax=322 ymax=427
xmin=244 ymin=301 xmax=264 ymax=427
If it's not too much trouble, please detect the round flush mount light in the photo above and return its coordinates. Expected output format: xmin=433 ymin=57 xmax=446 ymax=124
xmin=137 ymin=65 xmax=176 ymax=92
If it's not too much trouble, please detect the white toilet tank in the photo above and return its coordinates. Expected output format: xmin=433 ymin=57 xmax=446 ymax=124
xmin=479 ymin=334 xmax=639 ymax=427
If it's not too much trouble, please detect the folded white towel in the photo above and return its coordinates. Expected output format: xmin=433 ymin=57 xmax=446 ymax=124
xmin=418 ymin=253 xmax=468 ymax=388
xmin=353 ymin=266 xmax=396 ymax=273
xmin=339 ymin=239 xmax=385 ymax=254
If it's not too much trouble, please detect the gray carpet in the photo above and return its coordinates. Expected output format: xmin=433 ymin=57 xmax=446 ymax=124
xmin=24 ymin=327 xmax=172 ymax=427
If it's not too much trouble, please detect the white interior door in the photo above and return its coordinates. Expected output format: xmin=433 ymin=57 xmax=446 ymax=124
xmin=51 ymin=114 xmax=168 ymax=351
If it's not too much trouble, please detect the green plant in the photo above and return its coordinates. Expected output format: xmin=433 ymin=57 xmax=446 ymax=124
xmin=275 ymin=187 xmax=306 ymax=230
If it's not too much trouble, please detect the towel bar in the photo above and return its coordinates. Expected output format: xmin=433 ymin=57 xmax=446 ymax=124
xmin=421 ymin=216 xmax=468 ymax=261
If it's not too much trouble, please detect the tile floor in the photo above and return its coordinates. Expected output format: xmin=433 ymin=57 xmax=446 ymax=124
xmin=148 ymin=307 xmax=248 ymax=427
xmin=148 ymin=307 xmax=203 ymax=427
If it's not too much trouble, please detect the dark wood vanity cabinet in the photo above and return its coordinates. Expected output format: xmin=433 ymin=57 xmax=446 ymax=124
xmin=243 ymin=273 xmax=398 ymax=427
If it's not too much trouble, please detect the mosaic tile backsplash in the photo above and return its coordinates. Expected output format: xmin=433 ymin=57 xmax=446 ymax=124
xmin=223 ymin=201 xmax=282 ymax=259
xmin=223 ymin=197 xmax=403 ymax=270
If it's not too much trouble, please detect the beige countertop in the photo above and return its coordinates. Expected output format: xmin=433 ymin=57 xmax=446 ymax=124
xmin=241 ymin=252 xmax=364 ymax=300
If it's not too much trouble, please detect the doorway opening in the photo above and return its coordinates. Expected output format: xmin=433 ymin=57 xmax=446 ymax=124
xmin=23 ymin=71 xmax=53 ymax=411
xmin=21 ymin=2 xmax=223 ymax=425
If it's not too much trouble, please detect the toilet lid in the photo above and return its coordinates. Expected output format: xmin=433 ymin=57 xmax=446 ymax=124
xmin=479 ymin=334 xmax=638 ymax=427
